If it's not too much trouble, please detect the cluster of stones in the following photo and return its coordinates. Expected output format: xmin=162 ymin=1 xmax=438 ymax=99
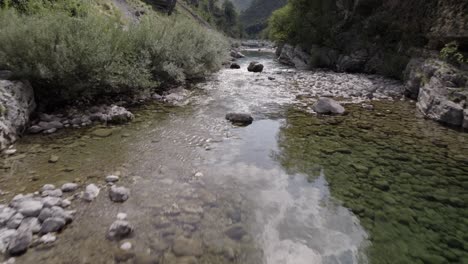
xmin=0 ymin=183 xmax=78 ymax=257
xmin=27 ymin=105 xmax=135 ymax=135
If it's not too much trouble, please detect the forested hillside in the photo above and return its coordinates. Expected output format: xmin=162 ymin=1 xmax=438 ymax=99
xmin=240 ymin=0 xmax=286 ymax=36
xmin=229 ymin=0 xmax=251 ymax=11
xmin=183 ymin=0 xmax=242 ymax=37
xmin=268 ymin=0 xmax=467 ymax=79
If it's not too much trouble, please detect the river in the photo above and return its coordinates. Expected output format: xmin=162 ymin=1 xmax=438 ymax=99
xmin=1 ymin=49 xmax=467 ymax=264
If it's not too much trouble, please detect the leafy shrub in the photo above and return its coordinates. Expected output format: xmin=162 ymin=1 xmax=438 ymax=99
xmin=0 ymin=3 xmax=228 ymax=103
xmin=440 ymin=41 xmax=467 ymax=65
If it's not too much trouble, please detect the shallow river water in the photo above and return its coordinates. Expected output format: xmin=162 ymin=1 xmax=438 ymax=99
xmin=1 ymin=50 xmax=467 ymax=264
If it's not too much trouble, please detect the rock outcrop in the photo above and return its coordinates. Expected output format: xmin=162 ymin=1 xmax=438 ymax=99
xmin=0 ymin=80 xmax=36 ymax=150
xmin=404 ymin=58 xmax=468 ymax=128
xmin=277 ymin=44 xmax=311 ymax=70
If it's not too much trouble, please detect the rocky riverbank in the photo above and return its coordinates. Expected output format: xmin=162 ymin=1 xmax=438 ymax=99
xmin=276 ymin=44 xmax=468 ymax=130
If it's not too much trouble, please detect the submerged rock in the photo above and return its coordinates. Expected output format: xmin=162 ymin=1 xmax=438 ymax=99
xmin=247 ymin=62 xmax=264 ymax=73
xmin=172 ymin=236 xmax=203 ymax=257
xmin=225 ymin=113 xmax=253 ymax=126
xmin=224 ymin=224 xmax=247 ymax=241
xmin=312 ymin=98 xmax=345 ymax=115
xmin=107 ymin=220 xmax=133 ymax=240
xmin=91 ymin=128 xmax=113 ymax=138
xmin=230 ymin=63 xmax=241 ymax=69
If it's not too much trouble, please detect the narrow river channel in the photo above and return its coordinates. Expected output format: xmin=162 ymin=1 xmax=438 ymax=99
xmin=1 ymin=49 xmax=467 ymax=264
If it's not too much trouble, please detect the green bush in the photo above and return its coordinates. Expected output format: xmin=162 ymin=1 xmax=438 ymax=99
xmin=0 ymin=3 xmax=228 ymax=102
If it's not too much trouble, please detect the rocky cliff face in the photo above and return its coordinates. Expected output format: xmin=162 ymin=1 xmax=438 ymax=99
xmin=0 ymin=80 xmax=36 ymax=150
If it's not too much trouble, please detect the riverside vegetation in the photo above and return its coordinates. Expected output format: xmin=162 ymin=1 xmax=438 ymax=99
xmin=0 ymin=0 xmax=228 ymax=105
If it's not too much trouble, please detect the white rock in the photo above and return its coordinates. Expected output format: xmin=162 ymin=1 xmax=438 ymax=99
xmin=194 ymin=172 xmax=203 ymax=178
xmin=4 ymin=149 xmax=16 ymax=155
xmin=82 ymin=184 xmax=100 ymax=202
xmin=105 ymin=175 xmax=119 ymax=183
xmin=1 ymin=257 xmax=15 ymax=264
xmin=39 ymin=233 xmax=56 ymax=244
xmin=120 ymin=242 xmax=132 ymax=251
xmin=116 ymin=213 xmax=127 ymax=220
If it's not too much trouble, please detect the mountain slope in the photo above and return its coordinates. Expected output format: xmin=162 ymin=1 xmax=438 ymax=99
xmin=240 ymin=0 xmax=286 ymax=36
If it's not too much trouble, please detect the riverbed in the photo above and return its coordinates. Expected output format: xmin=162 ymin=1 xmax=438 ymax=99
xmin=1 ymin=49 xmax=467 ymax=264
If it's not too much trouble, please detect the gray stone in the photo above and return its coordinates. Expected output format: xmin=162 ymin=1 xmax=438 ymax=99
xmin=0 ymin=228 xmax=17 ymax=254
xmin=109 ymin=186 xmax=130 ymax=203
xmin=61 ymin=183 xmax=79 ymax=192
xmin=42 ymin=189 xmax=62 ymax=197
xmin=17 ymin=200 xmax=43 ymax=217
xmin=230 ymin=50 xmax=245 ymax=59
xmin=5 ymin=213 xmax=23 ymax=229
xmin=27 ymin=125 xmax=43 ymax=134
xmin=224 ymin=224 xmax=247 ymax=241
xmin=230 ymin=63 xmax=241 ymax=69
xmin=42 ymin=196 xmax=62 ymax=208
xmin=7 ymin=229 xmax=32 ymax=255
xmin=18 ymin=217 xmax=41 ymax=234
xmin=107 ymin=105 xmax=134 ymax=124
xmin=39 ymin=217 xmax=66 ymax=234
xmin=38 ymin=208 xmax=52 ymax=223
xmin=0 ymin=80 xmax=36 ymax=150
xmin=312 ymin=98 xmax=345 ymax=115
xmin=172 ymin=236 xmax=203 ymax=257
xmin=41 ymin=184 xmax=56 ymax=192
xmin=107 ymin=220 xmax=133 ymax=240
xmin=82 ymin=184 xmax=100 ymax=202
xmin=225 ymin=113 xmax=253 ymax=126
xmin=247 ymin=62 xmax=264 ymax=73
xmin=0 ymin=207 xmax=16 ymax=227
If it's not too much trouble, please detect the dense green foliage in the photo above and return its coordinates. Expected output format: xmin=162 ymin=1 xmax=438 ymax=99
xmin=440 ymin=41 xmax=468 ymax=65
xmin=266 ymin=0 xmax=462 ymax=79
xmin=240 ymin=0 xmax=286 ymax=37
xmin=0 ymin=0 xmax=228 ymax=103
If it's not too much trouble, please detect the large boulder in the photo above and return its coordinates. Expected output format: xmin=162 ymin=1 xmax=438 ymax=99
xmin=230 ymin=50 xmax=245 ymax=59
xmin=0 ymin=80 xmax=36 ymax=150
xmin=312 ymin=98 xmax=345 ymax=115
xmin=405 ymin=58 xmax=468 ymax=128
xmin=247 ymin=62 xmax=264 ymax=73
xmin=277 ymin=44 xmax=311 ymax=70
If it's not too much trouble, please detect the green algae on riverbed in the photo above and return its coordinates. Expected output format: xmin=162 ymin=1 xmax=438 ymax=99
xmin=276 ymin=100 xmax=468 ymax=264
